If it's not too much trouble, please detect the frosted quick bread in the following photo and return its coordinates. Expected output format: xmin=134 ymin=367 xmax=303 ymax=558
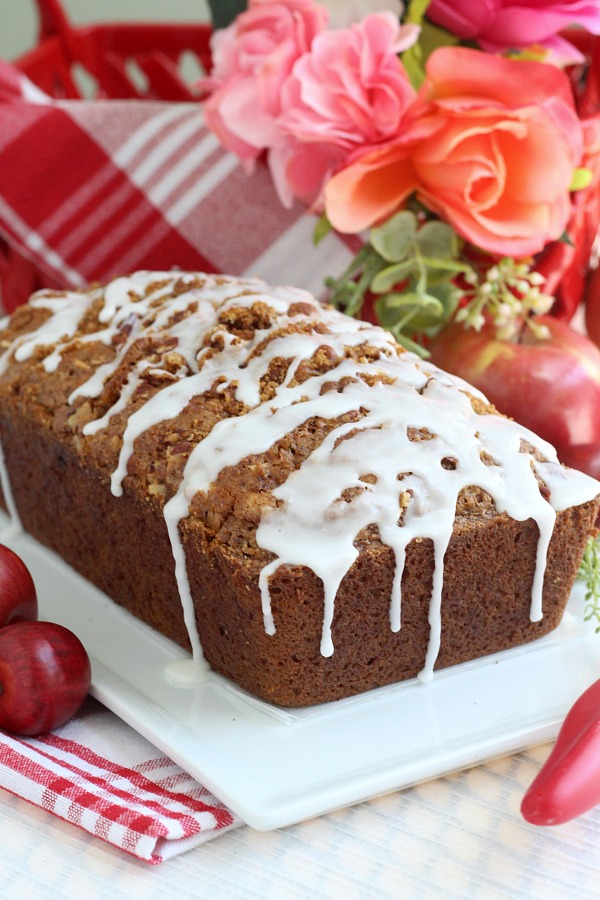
xmin=0 ymin=271 xmax=598 ymax=706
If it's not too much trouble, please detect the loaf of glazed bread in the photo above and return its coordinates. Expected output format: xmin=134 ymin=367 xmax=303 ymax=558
xmin=0 ymin=271 xmax=598 ymax=706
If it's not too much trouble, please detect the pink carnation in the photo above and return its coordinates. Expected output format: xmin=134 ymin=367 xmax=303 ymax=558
xmin=203 ymin=0 xmax=328 ymax=163
xmin=427 ymin=0 xmax=600 ymax=63
xmin=269 ymin=12 xmax=419 ymax=206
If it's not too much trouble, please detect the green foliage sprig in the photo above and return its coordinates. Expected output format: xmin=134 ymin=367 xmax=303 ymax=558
xmin=320 ymin=209 xmax=555 ymax=355
xmin=324 ymin=210 xmax=467 ymax=356
xmin=579 ymin=536 xmax=600 ymax=633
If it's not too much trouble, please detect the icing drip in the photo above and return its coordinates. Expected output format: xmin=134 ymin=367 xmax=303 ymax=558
xmin=0 ymin=292 xmax=96 ymax=376
xmin=2 ymin=271 xmax=599 ymax=685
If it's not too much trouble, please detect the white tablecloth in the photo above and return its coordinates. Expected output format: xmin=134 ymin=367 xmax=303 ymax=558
xmin=2 ymin=741 xmax=599 ymax=900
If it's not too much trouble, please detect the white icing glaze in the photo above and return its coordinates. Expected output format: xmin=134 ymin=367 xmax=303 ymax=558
xmin=1 ymin=271 xmax=599 ymax=687
xmin=163 ymin=658 xmax=210 ymax=687
xmin=0 ymin=292 xmax=94 ymax=376
xmin=83 ymin=360 xmax=155 ymax=436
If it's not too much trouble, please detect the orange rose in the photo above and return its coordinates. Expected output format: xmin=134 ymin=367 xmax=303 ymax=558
xmin=325 ymin=47 xmax=584 ymax=257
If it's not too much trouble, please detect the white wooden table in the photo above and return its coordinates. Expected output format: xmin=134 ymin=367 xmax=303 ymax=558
xmin=2 ymin=741 xmax=599 ymax=900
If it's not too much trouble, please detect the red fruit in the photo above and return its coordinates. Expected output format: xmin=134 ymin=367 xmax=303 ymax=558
xmin=585 ymin=266 xmax=600 ymax=349
xmin=0 ymin=545 xmax=37 ymax=627
xmin=429 ymin=315 xmax=600 ymax=479
xmin=0 ymin=621 xmax=91 ymax=736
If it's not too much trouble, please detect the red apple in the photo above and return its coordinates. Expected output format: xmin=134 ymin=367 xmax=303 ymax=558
xmin=585 ymin=266 xmax=600 ymax=349
xmin=0 ymin=621 xmax=91 ymax=736
xmin=428 ymin=315 xmax=600 ymax=479
xmin=0 ymin=545 xmax=37 ymax=627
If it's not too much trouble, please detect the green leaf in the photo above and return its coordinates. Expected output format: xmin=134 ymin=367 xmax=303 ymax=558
xmin=406 ymin=306 xmax=448 ymax=331
xmin=313 ymin=213 xmax=332 ymax=246
xmin=383 ymin=292 xmax=443 ymax=312
xmin=325 ymin=245 xmax=374 ymax=296
xmin=418 ymin=256 xmax=472 ymax=274
xmin=403 ymin=0 xmax=432 ymax=25
xmin=324 ymin=244 xmax=388 ymax=319
xmin=401 ymin=8 xmax=460 ymax=90
xmin=370 ymin=211 xmax=417 ymax=262
xmin=374 ymin=281 xmax=456 ymax=340
xmin=400 ymin=0 xmax=432 ymax=91
xmin=370 ymin=259 xmax=417 ymax=293
xmin=374 ymin=294 xmax=416 ymax=327
xmin=579 ymin=536 xmax=600 ymax=633
xmin=417 ymin=19 xmax=461 ymax=59
xmin=425 ymin=280 xmax=461 ymax=318
xmin=401 ymin=2 xmax=461 ymax=90
xmin=401 ymin=45 xmax=426 ymax=91
xmin=376 ymin=294 xmax=444 ymax=337
xmin=571 ymin=166 xmax=593 ymax=192
xmin=415 ymin=221 xmax=459 ymax=259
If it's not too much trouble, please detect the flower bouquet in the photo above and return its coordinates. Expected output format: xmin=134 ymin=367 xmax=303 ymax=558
xmin=200 ymin=0 xmax=600 ymax=485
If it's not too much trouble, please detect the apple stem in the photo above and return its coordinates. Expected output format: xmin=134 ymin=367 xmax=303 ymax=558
xmin=516 ymin=318 xmax=529 ymax=345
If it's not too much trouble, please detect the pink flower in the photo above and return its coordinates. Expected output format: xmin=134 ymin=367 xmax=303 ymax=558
xmin=282 ymin=14 xmax=418 ymax=149
xmin=269 ymin=12 xmax=419 ymax=206
xmin=427 ymin=0 xmax=600 ymax=64
xmin=325 ymin=47 xmax=584 ymax=257
xmin=203 ymin=0 xmax=328 ymax=163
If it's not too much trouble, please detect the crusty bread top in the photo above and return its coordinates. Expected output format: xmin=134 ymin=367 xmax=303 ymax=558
xmin=1 ymin=271 xmax=598 ymax=680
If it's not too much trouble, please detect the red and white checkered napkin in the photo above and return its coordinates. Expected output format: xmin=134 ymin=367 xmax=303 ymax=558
xmin=0 ymin=59 xmax=354 ymax=312
xmin=0 ymin=697 xmax=241 ymax=864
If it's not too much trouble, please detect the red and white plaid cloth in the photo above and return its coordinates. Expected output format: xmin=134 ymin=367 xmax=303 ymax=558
xmin=0 ymin=697 xmax=241 ymax=864
xmin=0 ymin=59 xmax=354 ymax=313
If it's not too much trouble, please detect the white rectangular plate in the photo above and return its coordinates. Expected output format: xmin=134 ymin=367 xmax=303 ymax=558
xmin=4 ymin=515 xmax=600 ymax=831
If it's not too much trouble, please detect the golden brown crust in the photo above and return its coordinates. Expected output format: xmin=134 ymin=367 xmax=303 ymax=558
xmin=0 ymin=273 xmax=598 ymax=707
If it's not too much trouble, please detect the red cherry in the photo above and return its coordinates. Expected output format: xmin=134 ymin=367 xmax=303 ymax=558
xmin=0 ymin=621 xmax=91 ymax=736
xmin=0 ymin=544 xmax=37 ymax=626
